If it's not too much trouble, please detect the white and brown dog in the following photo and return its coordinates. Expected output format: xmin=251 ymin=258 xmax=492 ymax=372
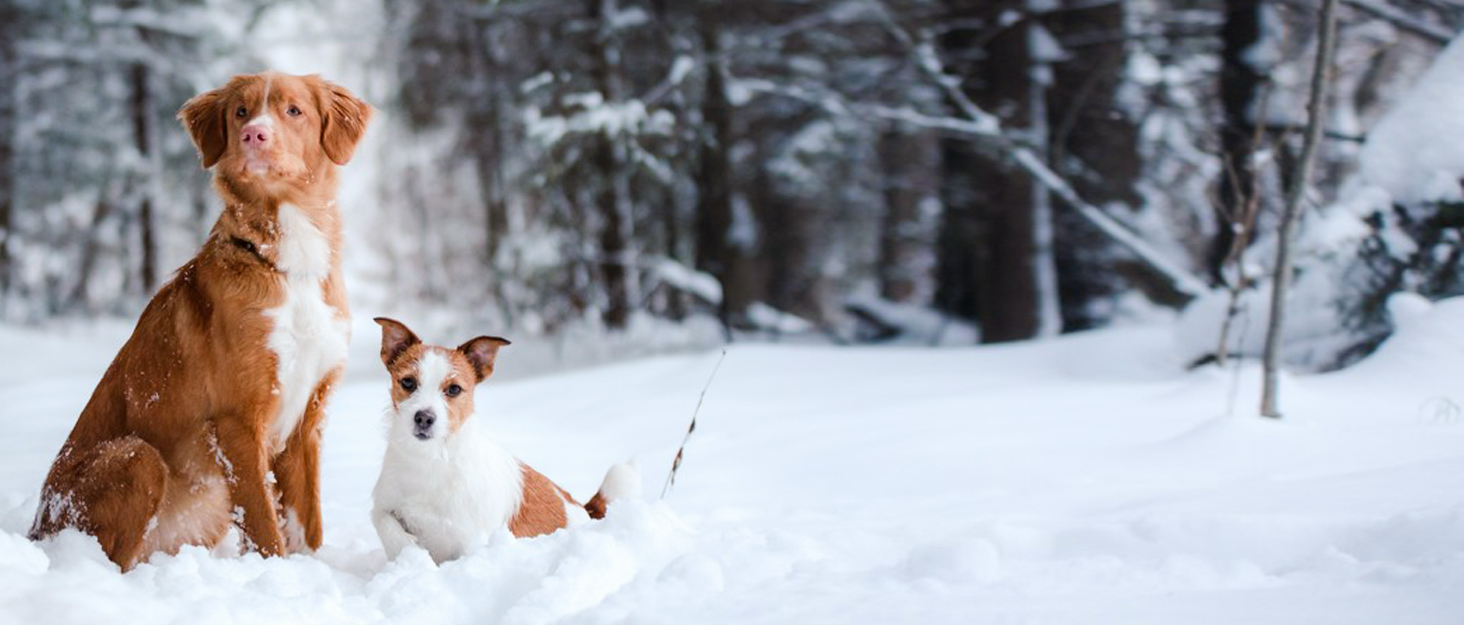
xmin=29 ymin=72 xmax=371 ymax=570
xmin=370 ymin=318 xmax=639 ymax=563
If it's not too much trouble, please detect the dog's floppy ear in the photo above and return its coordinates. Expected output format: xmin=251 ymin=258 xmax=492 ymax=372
xmin=374 ymin=317 xmax=421 ymax=366
xmin=457 ymin=335 xmax=511 ymax=383
xmin=177 ymin=83 xmax=231 ymax=168
xmin=315 ymin=77 xmax=372 ymax=166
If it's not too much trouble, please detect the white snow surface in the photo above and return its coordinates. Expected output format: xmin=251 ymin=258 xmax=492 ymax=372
xmin=3 ymin=301 xmax=1464 ymax=623
xmin=1361 ymin=34 xmax=1464 ymax=204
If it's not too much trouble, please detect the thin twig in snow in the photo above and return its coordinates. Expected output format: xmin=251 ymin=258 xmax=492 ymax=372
xmin=661 ymin=348 xmax=728 ymax=499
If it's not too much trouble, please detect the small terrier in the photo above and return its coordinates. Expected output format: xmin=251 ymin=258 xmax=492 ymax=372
xmin=370 ymin=318 xmax=638 ymax=563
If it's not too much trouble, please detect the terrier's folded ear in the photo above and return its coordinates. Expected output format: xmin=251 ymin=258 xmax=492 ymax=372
xmin=457 ymin=335 xmax=511 ymax=382
xmin=374 ymin=317 xmax=421 ymax=366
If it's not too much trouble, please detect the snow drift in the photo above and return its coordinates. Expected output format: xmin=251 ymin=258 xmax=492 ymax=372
xmin=2 ymin=296 xmax=1464 ymax=623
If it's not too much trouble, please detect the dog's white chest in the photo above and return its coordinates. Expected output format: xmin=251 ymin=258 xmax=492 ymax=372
xmin=372 ymin=422 xmax=525 ymax=562
xmin=264 ymin=203 xmax=348 ymax=453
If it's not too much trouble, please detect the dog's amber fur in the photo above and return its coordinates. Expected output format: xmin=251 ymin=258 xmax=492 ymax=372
xmin=29 ymin=73 xmax=371 ymax=570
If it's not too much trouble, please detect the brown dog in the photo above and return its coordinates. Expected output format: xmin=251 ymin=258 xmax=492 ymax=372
xmin=28 ymin=72 xmax=371 ymax=570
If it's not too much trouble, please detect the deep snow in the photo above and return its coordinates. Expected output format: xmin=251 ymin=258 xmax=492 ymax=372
xmin=1 ymin=297 xmax=1463 ymax=623
xmin=1361 ymin=33 xmax=1464 ymax=206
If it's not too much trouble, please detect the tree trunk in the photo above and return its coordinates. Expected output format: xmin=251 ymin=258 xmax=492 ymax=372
xmin=877 ymin=128 xmax=930 ymax=304
xmin=1261 ymin=0 xmax=1337 ymax=419
xmin=1045 ymin=0 xmax=1142 ymax=331
xmin=0 ymin=11 xmax=15 ymax=296
xmin=465 ymin=17 xmax=510 ymax=269
xmin=1214 ymin=0 xmax=1264 ymax=285
xmin=70 ymin=192 xmax=116 ymax=311
xmin=1026 ymin=21 xmax=1061 ymax=339
xmin=589 ymin=0 xmax=635 ymax=330
xmin=130 ymin=62 xmax=157 ymax=293
xmin=936 ymin=0 xmax=1044 ymax=343
xmin=694 ymin=10 xmax=738 ymax=332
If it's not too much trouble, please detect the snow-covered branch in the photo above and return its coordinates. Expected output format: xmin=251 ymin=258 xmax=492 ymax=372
xmin=1342 ymin=0 xmax=1456 ymax=45
xmin=862 ymin=0 xmax=1210 ymax=300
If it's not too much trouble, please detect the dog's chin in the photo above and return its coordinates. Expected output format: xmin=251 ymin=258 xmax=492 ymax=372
xmin=229 ymin=154 xmax=308 ymax=187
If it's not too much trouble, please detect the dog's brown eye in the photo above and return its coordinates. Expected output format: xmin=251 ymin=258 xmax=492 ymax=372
xmin=287 ymin=105 xmax=301 ymax=117
xmin=236 ymin=106 xmax=248 ymax=118
xmin=400 ymin=377 xmax=417 ymax=392
xmin=445 ymin=384 xmax=462 ymax=398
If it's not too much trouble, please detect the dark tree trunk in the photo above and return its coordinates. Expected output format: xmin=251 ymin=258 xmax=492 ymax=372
xmin=589 ymin=0 xmax=633 ymax=329
xmin=595 ymin=136 xmax=631 ymax=328
xmin=694 ymin=10 xmax=739 ymax=330
xmin=877 ymin=128 xmax=930 ymax=303
xmin=0 ymin=9 xmax=15 ymax=295
xmin=659 ymin=196 xmax=687 ymax=320
xmin=936 ymin=0 xmax=1041 ymax=343
xmin=754 ymin=166 xmax=810 ymax=318
xmin=130 ymin=62 xmax=157 ymax=292
xmin=465 ymin=17 xmax=510 ymax=269
xmin=70 ymin=193 xmax=116 ymax=310
xmin=933 ymin=144 xmax=979 ymax=323
xmin=1045 ymin=0 xmax=1142 ymax=331
xmin=1214 ymin=0 xmax=1264 ymax=285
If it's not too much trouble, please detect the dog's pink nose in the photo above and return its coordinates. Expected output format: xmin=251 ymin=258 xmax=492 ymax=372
xmin=240 ymin=124 xmax=270 ymax=147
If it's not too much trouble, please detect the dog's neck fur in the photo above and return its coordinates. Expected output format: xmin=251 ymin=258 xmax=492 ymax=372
xmin=388 ymin=411 xmax=507 ymax=465
xmin=207 ymin=163 xmax=342 ymax=273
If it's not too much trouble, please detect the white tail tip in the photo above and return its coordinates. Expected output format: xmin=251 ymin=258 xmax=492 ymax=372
xmin=598 ymin=459 xmax=642 ymax=502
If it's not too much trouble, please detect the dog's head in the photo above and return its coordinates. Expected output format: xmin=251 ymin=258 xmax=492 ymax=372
xmin=373 ymin=317 xmax=510 ymax=444
xmin=178 ymin=72 xmax=371 ymax=199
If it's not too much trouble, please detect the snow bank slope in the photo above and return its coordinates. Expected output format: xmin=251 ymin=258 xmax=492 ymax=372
xmin=1361 ymin=34 xmax=1464 ymax=204
xmin=2 ymin=310 xmax=1464 ymax=623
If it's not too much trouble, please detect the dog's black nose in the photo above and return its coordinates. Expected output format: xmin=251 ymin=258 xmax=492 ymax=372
xmin=414 ymin=410 xmax=435 ymax=430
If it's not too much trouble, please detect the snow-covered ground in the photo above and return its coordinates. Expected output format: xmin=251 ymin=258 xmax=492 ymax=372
xmin=1 ymin=297 xmax=1464 ymax=624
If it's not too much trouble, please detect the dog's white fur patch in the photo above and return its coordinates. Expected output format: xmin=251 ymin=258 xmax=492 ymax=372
xmin=564 ymin=498 xmax=591 ymax=527
xmin=244 ymin=113 xmax=275 ymax=130
xmin=281 ymin=508 xmax=308 ymax=554
xmin=372 ymin=416 xmax=524 ymax=563
xmin=247 ymin=73 xmax=275 ymax=128
xmin=265 ymin=203 xmax=346 ymax=454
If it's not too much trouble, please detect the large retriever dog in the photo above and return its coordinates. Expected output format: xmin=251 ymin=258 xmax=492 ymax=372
xmin=29 ymin=72 xmax=371 ymax=570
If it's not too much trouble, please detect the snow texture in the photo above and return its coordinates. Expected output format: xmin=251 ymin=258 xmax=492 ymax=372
xmin=1361 ymin=34 xmax=1464 ymax=205
xmin=3 ymin=296 xmax=1464 ymax=623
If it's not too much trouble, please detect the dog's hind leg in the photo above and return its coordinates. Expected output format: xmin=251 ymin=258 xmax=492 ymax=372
xmin=30 ymin=436 xmax=168 ymax=570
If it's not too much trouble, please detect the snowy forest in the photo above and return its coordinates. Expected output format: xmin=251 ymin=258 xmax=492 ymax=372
xmin=1 ymin=0 xmax=1460 ymax=370
xmin=4 ymin=0 xmax=1464 ymax=622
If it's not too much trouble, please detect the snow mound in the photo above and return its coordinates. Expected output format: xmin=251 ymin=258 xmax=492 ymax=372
xmin=1361 ymin=35 xmax=1464 ymax=204
xmin=1342 ymin=293 xmax=1464 ymax=383
xmin=1173 ymin=284 xmax=1350 ymax=370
